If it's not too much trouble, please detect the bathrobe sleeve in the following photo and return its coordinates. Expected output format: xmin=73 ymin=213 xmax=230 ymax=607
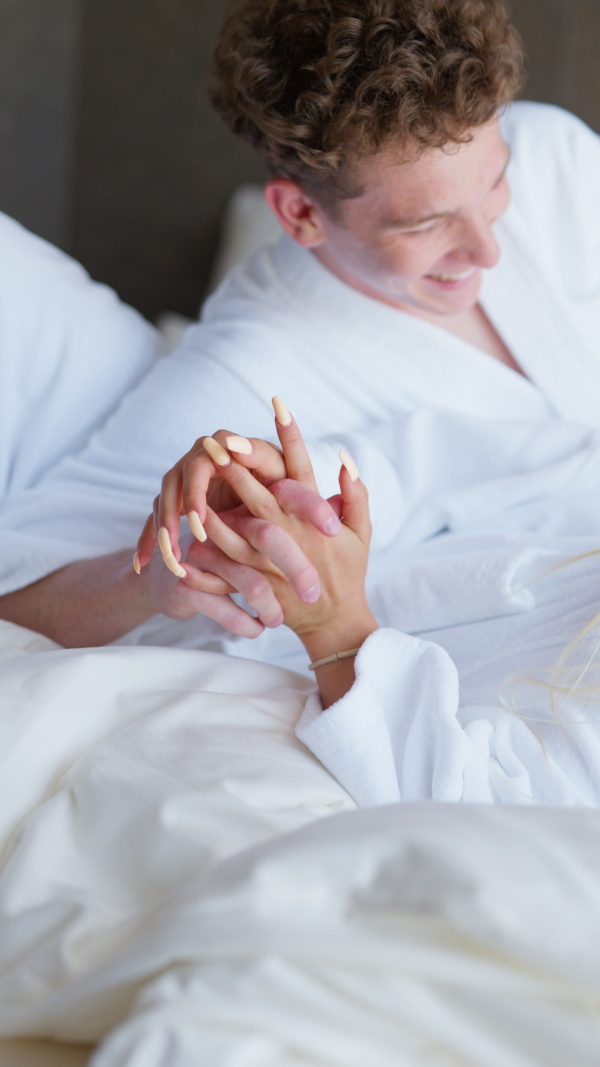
xmin=295 ymin=628 xmax=590 ymax=808
xmin=0 ymin=344 xmax=277 ymax=596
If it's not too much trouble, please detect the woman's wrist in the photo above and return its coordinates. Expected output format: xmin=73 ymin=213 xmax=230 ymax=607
xmin=300 ymin=605 xmax=378 ymax=667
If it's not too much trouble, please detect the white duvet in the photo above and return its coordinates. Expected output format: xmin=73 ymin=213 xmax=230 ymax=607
xmin=1 ymin=620 xmax=600 ymax=1066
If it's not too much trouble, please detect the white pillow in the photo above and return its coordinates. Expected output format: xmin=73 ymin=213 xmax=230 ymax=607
xmin=157 ymin=184 xmax=283 ymax=353
xmin=208 ymin=183 xmax=283 ymax=292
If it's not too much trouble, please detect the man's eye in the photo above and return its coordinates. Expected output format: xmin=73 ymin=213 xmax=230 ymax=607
xmin=403 ymin=223 xmax=438 ymax=235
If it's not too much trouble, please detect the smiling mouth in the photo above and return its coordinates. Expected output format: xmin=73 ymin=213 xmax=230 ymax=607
xmin=425 ymin=267 xmax=478 ymax=282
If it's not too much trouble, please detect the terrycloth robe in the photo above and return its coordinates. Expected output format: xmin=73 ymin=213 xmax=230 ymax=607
xmin=0 ymin=101 xmax=599 ymax=644
xmin=295 ymin=412 xmax=600 ymax=806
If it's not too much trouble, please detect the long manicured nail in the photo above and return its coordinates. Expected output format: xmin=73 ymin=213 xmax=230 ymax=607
xmin=158 ymin=527 xmax=173 ymax=559
xmin=133 ymin=552 xmax=141 ymax=575
xmin=225 ymin=434 xmax=252 ymax=455
xmin=163 ymin=554 xmax=186 ymax=579
xmin=158 ymin=526 xmax=186 ymax=579
xmin=303 ymin=584 xmax=321 ymax=604
xmin=325 ymin=515 xmax=342 ymax=536
xmin=272 ymin=396 xmax=292 ymax=427
xmin=187 ymin=511 xmax=207 ymax=543
xmin=203 ymin=437 xmax=231 ymax=467
xmin=339 ymin=449 xmax=359 ymax=482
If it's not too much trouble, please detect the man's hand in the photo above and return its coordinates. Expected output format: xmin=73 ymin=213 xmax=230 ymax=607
xmin=0 ymin=402 xmax=345 ymax=648
xmin=134 ymin=534 xmax=282 ymax=638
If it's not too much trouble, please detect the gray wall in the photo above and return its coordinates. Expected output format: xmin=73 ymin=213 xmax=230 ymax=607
xmin=0 ymin=0 xmax=81 ymax=248
xmin=0 ymin=0 xmax=598 ymax=320
xmin=511 ymin=0 xmax=600 ymax=134
xmin=70 ymin=0 xmax=266 ymax=320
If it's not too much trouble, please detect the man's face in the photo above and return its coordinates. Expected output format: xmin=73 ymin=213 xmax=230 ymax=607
xmin=313 ymin=118 xmax=511 ymax=318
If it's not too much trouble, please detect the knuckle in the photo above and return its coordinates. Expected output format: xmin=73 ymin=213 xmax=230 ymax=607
xmin=291 ymin=462 xmax=315 ymax=483
xmin=160 ymin=470 xmax=175 ymax=493
xmin=182 ymin=453 xmax=209 ymax=481
xmin=256 ymin=493 xmax=279 ymax=520
xmin=244 ymin=576 xmax=268 ymax=602
xmin=229 ymin=466 xmax=246 ymax=486
xmin=254 ymin=522 xmax=280 ymax=551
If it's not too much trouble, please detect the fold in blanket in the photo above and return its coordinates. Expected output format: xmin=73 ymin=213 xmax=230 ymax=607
xmin=0 ymin=622 xmax=600 ymax=1067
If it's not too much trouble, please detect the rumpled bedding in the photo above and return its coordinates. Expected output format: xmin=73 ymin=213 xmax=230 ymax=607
xmin=1 ymin=621 xmax=600 ymax=1066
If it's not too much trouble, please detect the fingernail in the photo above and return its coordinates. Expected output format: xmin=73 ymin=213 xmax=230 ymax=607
xmin=133 ymin=552 xmax=141 ymax=575
xmin=158 ymin=527 xmax=173 ymax=559
xmin=339 ymin=449 xmax=359 ymax=482
xmin=163 ymin=555 xmax=186 ymax=579
xmin=268 ymin=612 xmax=285 ymax=629
xmin=187 ymin=511 xmax=207 ymax=542
xmin=225 ymin=434 xmax=252 ymax=455
xmin=272 ymin=396 xmax=292 ymax=427
xmin=203 ymin=437 xmax=231 ymax=467
xmin=304 ymin=584 xmax=321 ymax=604
xmin=158 ymin=527 xmax=186 ymax=578
xmin=325 ymin=515 xmax=342 ymax=536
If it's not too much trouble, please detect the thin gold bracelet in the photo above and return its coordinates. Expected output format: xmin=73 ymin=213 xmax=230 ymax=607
xmin=308 ymin=647 xmax=361 ymax=672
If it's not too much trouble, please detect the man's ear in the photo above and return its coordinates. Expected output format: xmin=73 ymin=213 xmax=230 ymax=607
xmin=264 ymin=178 xmax=327 ymax=247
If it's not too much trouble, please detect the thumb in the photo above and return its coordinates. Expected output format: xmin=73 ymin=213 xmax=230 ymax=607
xmin=339 ymin=450 xmax=371 ymax=542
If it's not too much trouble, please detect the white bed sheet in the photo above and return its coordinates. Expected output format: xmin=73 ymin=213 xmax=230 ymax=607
xmin=1 ymin=620 xmax=600 ymax=1065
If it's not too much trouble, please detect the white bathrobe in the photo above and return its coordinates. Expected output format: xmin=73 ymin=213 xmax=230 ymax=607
xmin=296 ymin=419 xmax=600 ymax=807
xmin=1 ymin=100 xmax=599 ymax=615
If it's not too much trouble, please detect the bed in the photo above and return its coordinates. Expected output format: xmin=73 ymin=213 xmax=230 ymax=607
xmin=0 ymin=186 xmax=281 ymax=1067
xmin=1 ymin=618 xmax=600 ymax=1065
xmin=4 ymin=189 xmax=600 ymax=1065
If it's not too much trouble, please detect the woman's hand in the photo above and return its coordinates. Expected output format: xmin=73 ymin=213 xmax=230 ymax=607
xmin=136 ymin=406 xmax=341 ymax=567
xmin=201 ymin=402 xmax=379 ymax=705
xmin=134 ymin=403 xmax=346 ymax=620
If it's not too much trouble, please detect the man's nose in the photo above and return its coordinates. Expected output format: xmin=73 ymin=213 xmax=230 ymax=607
xmin=461 ymin=213 xmax=500 ymax=270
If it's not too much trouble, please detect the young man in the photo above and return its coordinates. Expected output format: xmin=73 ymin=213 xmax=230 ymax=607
xmin=2 ymin=0 xmax=600 ymax=652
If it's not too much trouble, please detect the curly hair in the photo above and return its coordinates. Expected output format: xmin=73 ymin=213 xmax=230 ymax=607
xmin=211 ymin=0 xmax=524 ymax=202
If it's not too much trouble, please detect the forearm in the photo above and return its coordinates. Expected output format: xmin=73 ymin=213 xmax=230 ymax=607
xmin=0 ymin=550 xmax=153 ymax=647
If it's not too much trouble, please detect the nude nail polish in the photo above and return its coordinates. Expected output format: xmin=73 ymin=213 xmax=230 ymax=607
xmin=272 ymin=396 xmax=292 ymax=427
xmin=203 ymin=437 xmax=231 ymax=467
xmin=133 ymin=552 xmax=141 ymax=575
xmin=158 ymin=527 xmax=173 ymax=559
xmin=158 ymin=527 xmax=186 ymax=578
xmin=188 ymin=511 xmax=207 ymax=542
xmin=163 ymin=554 xmax=186 ymax=579
xmin=225 ymin=434 xmax=252 ymax=455
xmin=339 ymin=449 xmax=359 ymax=482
